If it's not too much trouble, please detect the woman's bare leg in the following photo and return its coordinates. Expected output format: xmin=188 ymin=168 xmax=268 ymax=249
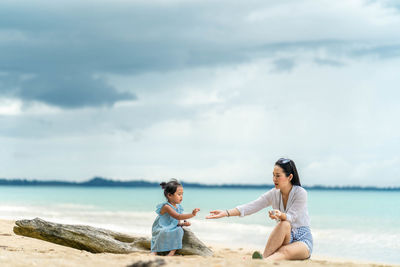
xmin=263 ymin=221 xmax=291 ymax=258
xmin=265 ymin=242 xmax=310 ymax=260
xmin=167 ymin=250 xmax=176 ymax=256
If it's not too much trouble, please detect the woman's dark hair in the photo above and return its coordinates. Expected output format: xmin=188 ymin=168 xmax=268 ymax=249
xmin=275 ymin=158 xmax=301 ymax=186
xmin=160 ymin=179 xmax=182 ymax=198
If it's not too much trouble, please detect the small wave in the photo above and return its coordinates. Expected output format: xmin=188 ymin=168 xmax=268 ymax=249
xmin=0 ymin=205 xmax=30 ymax=212
xmin=53 ymin=203 xmax=98 ymax=210
xmin=313 ymin=228 xmax=400 ymax=250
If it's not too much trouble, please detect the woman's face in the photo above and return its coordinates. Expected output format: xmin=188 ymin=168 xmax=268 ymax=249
xmin=272 ymin=165 xmax=292 ymax=189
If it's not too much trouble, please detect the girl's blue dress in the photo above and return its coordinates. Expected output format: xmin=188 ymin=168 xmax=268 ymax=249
xmin=151 ymin=202 xmax=184 ymax=252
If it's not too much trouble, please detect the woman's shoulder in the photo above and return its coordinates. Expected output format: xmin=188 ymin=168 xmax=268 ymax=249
xmin=262 ymin=187 xmax=279 ymax=199
xmin=266 ymin=187 xmax=279 ymax=195
xmin=293 ymin=185 xmax=307 ymax=196
xmin=294 ymin=185 xmax=307 ymax=192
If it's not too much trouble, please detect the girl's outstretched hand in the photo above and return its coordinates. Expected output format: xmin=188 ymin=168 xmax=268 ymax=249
xmin=205 ymin=210 xmax=226 ymax=219
xmin=192 ymin=208 xmax=200 ymax=216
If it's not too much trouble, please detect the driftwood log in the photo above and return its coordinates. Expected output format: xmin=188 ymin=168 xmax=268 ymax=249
xmin=13 ymin=218 xmax=213 ymax=256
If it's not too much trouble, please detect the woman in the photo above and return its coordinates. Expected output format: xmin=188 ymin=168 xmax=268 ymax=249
xmin=206 ymin=158 xmax=313 ymax=260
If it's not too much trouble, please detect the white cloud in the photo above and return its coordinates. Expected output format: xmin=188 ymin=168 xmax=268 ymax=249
xmin=0 ymin=98 xmax=22 ymax=115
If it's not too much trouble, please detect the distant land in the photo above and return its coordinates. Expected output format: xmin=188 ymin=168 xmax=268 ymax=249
xmin=0 ymin=177 xmax=399 ymax=191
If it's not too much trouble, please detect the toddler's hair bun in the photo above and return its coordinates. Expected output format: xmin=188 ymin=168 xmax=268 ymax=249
xmin=160 ymin=179 xmax=182 ymax=199
xmin=160 ymin=182 xmax=167 ymax=189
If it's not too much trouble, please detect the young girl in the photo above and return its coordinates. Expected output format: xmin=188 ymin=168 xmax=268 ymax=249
xmin=151 ymin=179 xmax=200 ymax=256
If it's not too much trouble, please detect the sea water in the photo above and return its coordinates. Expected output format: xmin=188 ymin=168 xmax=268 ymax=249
xmin=0 ymin=186 xmax=399 ymax=264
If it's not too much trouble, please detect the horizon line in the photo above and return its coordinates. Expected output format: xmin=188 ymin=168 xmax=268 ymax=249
xmin=0 ymin=177 xmax=399 ymax=191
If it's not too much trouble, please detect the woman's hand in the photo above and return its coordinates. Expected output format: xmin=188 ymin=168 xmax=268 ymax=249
xmin=192 ymin=208 xmax=200 ymax=216
xmin=205 ymin=210 xmax=227 ymax=219
xmin=182 ymin=221 xmax=191 ymax=227
xmin=268 ymin=209 xmax=282 ymax=220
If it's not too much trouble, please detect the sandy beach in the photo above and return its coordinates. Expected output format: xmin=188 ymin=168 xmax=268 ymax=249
xmin=0 ymin=219 xmax=397 ymax=267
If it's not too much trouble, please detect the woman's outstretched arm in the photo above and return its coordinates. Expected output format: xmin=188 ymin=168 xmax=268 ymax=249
xmin=206 ymin=208 xmax=240 ymax=219
xmin=207 ymin=189 xmax=274 ymax=219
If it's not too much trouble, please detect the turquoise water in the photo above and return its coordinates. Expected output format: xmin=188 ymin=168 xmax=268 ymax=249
xmin=0 ymin=186 xmax=399 ymax=264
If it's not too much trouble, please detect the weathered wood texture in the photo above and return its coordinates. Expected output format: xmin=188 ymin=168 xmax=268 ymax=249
xmin=13 ymin=218 xmax=212 ymax=256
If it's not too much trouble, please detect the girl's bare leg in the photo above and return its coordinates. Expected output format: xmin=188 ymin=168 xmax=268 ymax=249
xmin=167 ymin=250 xmax=176 ymax=256
xmin=263 ymin=221 xmax=291 ymax=258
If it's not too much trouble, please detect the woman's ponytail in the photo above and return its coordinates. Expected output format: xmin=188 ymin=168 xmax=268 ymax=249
xmin=288 ymin=161 xmax=301 ymax=186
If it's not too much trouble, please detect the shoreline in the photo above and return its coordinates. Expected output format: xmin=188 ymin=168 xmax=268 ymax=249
xmin=1 ymin=219 xmax=398 ymax=267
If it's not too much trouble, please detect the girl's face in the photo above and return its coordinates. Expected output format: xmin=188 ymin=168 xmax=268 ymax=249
xmin=168 ymin=186 xmax=183 ymax=204
xmin=272 ymin=165 xmax=292 ymax=190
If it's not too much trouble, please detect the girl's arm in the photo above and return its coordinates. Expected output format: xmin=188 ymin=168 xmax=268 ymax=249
xmin=161 ymin=205 xmax=200 ymax=220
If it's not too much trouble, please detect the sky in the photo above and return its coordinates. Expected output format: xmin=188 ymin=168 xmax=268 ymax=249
xmin=1 ymin=0 xmax=399 ymax=187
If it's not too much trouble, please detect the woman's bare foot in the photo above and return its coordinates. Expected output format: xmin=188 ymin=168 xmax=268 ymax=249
xmin=150 ymin=252 xmax=157 ymax=256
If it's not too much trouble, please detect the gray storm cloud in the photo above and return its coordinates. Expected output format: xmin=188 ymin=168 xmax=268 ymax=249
xmin=1 ymin=1 xmax=400 ymax=108
xmin=0 ymin=72 xmax=136 ymax=108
